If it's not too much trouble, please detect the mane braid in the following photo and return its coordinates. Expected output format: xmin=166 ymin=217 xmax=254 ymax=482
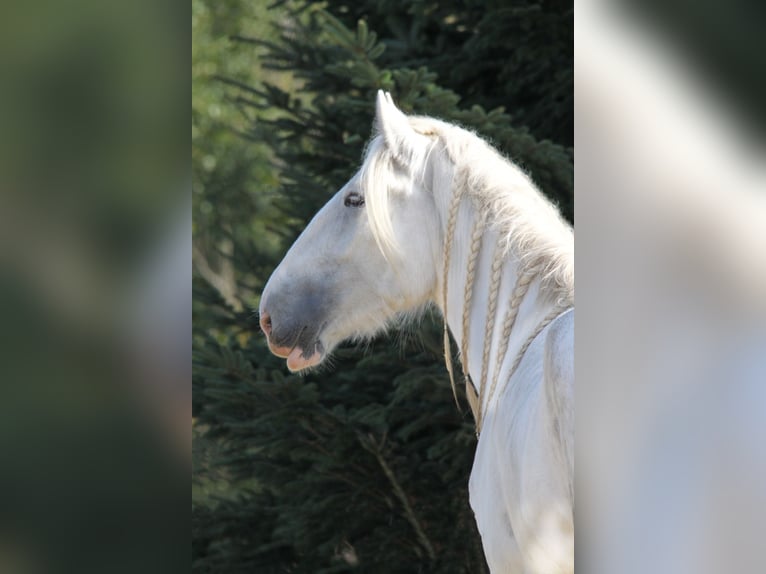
xmin=477 ymin=245 xmax=506 ymax=431
xmin=508 ymin=304 xmax=570 ymax=389
xmin=442 ymin=188 xmax=464 ymax=410
xmin=481 ymin=264 xmax=541 ymax=433
xmin=461 ymin=210 xmax=486 ymax=411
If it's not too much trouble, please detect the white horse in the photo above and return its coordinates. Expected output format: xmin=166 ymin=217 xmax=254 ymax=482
xmin=260 ymin=91 xmax=574 ymax=573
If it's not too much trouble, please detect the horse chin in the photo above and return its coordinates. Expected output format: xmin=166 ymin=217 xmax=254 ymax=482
xmin=285 ymin=341 xmax=325 ymax=372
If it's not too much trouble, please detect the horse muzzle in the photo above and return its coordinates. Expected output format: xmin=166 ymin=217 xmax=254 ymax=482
xmin=258 ymin=281 xmax=332 ymax=372
xmin=259 ymin=311 xmax=325 ymax=371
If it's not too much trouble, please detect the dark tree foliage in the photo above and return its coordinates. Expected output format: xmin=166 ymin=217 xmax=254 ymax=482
xmin=193 ymin=1 xmax=572 ymax=572
xmin=311 ymin=0 xmax=573 ymax=147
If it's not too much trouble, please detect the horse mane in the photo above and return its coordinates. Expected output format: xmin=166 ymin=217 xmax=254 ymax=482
xmin=359 ymin=115 xmax=574 ymax=305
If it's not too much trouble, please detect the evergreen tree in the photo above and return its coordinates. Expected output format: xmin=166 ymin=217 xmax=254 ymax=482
xmin=193 ymin=2 xmax=572 ymax=572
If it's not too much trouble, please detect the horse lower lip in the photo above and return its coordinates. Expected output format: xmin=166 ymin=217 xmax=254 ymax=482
xmin=286 ymin=347 xmax=323 ymax=372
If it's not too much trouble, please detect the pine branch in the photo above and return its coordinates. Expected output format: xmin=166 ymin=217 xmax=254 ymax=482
xmin=192 ymin=244 xmax=243 ymax=312
xmin=359 ymin=433 xmax=436 ymax=562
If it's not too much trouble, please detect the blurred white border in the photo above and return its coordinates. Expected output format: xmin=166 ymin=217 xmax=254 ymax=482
xmin=576 ymin=2 xmax=766 ymax=572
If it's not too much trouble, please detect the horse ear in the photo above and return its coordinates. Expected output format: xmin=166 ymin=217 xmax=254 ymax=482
xmin=375 ymin=90 xmax=420 ymax=158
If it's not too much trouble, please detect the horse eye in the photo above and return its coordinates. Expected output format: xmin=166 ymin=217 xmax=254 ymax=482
xmin=344 ymin=192 xmax=365 ymax=208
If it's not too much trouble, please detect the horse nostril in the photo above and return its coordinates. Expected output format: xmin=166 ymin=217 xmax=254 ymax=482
xmin=259 ymin=312 xmax=272 ymax=337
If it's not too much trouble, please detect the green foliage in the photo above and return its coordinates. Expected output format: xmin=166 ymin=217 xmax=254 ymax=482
xmin=193 ymin=1 xmax=572 ymax=572
xmin=192 ymin=0 xmax=294 ymax=308
xmin=335 ymin=0 xmax=574 ymax=146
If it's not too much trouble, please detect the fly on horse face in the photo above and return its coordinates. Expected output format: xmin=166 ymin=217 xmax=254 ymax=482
xmin=260 ymin=91 xmax=574 ymax=574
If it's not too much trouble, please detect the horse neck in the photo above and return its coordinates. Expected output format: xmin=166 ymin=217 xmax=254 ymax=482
xmin=435 ymin=198 xmax=555 ymax=418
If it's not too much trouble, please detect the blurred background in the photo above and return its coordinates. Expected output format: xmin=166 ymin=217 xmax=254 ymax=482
xmin=577 ymin=1 xmax=766 ymax=573
xmin=0 ymin=0 xmax=187 ymax=572
xmin=191 ymin=1 xmax=571 ymax=572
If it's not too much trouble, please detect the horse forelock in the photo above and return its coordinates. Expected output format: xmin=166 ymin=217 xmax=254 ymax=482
xmin=359 ymin=133 xmax=434 ymax=260
xmin=359 ymin=136 xmax=397 ymax=259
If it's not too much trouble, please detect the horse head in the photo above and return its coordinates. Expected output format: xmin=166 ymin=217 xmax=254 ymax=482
xmin=259 ymin=91 xmax=441 ymax=371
